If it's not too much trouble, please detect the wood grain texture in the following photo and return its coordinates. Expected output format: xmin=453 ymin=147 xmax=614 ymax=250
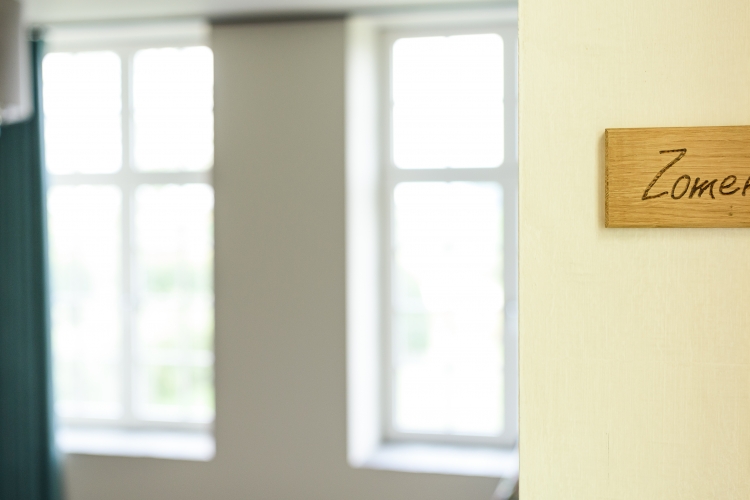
xmin=606 ymin=126 xmax=750 ymax=227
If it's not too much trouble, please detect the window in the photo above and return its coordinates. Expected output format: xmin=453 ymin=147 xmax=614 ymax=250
xmin=346 ymin=10 xmax=518 ymax=476
xmin=384 ymin=29 xmax=517 ymax=446
xmin=43 ymin=25 xmax=215 ymax=457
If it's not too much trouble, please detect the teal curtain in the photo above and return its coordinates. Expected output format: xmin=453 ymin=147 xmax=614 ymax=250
xmin=0 ymin=36 xmax=59 ymax=500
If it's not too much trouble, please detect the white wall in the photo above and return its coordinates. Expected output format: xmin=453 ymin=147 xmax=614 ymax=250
xmin=519 ymin=1 xmax=750 ymax=498
xmin=62 ymin=18 xmax=499 ymax=500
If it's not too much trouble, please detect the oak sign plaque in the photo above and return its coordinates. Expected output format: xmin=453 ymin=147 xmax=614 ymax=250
xmin=605 ymin=126 xmax=750 ymax=227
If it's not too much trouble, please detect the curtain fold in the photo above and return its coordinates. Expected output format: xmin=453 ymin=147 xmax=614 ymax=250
xmin=0 ymin=35 xmax=59 ymax=500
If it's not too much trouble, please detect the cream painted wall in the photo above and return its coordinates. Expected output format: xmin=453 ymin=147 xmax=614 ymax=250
xmin=62 ymin=19 xmax=499 ymax=500
xmin=519 ymin=1 xmax=750 ymax=498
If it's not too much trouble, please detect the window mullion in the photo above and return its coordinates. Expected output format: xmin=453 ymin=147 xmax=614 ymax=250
xmin=120 ymin=48 xmax=136 ymax=426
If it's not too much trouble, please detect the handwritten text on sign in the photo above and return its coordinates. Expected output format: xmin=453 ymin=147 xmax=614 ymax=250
xmin=605 ymin=126 xmax=750 ymax=227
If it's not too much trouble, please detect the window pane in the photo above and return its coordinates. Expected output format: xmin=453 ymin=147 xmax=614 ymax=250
xmin=392 ymin=34 xmax=504 ymax=169
xmin=134 ymin=184 xmax=214 ymax=422
xmin=48 ymin=186 xmax=122 ymax=418
xmin=133 ymin=47 xmax=214 ymax=172
xmin=43 ymin=52 xmax=122 ymax=174
xmin=392 ymin=182 xmax=504 ymax=436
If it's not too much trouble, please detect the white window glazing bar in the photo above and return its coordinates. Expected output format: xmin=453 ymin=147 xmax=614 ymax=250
xmin=121 ymin=47 xmax=135 ymax=426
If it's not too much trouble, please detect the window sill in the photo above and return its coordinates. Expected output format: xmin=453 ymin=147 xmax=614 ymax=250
xmin=361 ymin=442 xmax=518 ymax=478
xmin=56 ymin=427 xmax=215 ymax=462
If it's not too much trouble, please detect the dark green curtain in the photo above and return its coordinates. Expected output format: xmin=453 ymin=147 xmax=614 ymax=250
xmin=0 ymin=36 xmax=60 ymax=500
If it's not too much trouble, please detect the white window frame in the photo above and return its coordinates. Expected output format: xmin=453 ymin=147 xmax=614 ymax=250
xmin=45 ymin=22 xmax=214 ymax=435
xmin=380 ymin=22 xmax=518 ymax=448
xmin=346 ymin=7 xmax=519 ymax=478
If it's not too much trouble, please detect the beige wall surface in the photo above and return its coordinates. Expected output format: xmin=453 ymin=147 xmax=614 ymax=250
xmin=519 ymin=1 xmax=750 ymax=499
xmin=62 ymin=19 xmax=499 ymax=500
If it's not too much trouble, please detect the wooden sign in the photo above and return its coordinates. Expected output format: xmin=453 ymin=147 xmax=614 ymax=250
xmin=605 ymin=125 xmax=750 ymax=227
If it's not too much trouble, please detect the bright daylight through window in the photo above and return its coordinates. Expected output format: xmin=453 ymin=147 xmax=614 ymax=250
xmin=386 ymin=30 xmax=517 ymax=444
xmin=43 ymin=41 xmax=214 ymax=441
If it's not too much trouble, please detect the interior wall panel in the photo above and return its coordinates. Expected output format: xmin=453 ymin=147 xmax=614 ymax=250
xmin=519 ymin=1 xmax=750 ymax=499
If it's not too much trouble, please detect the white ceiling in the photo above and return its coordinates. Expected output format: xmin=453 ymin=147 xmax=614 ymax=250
xmin=27 ymin=0 xmax=501 ymax=24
